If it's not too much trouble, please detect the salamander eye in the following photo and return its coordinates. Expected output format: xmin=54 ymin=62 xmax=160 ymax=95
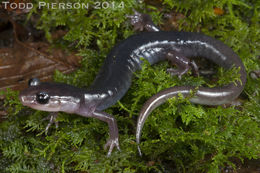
xmin=36 ymin=92 xmax=50 ymax=104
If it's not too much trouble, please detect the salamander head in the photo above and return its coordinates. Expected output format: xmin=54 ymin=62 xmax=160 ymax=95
xmin=19 ymin=78 xmax=81 ymax=113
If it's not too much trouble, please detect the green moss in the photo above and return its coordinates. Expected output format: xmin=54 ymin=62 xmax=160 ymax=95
xmin=1 ymin=0 xmax=260 ymax=172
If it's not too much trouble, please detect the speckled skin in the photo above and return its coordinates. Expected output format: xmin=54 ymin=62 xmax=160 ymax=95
xmin=19 ymin=13 xmax=246 ymax=156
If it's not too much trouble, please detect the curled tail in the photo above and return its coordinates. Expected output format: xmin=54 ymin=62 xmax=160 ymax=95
xmin=136 ymin=73 xmax=246 ymax=155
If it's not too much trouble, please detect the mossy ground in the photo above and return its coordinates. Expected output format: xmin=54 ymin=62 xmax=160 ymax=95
xmin=1 ymin=0 xmax=259 ymax=172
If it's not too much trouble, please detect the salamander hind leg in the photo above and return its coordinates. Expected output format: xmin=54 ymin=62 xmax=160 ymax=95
xmin=126 ymin=10 xmax=160 ymax=32
xmin=166 ymin=50 xmax=199 ymax=79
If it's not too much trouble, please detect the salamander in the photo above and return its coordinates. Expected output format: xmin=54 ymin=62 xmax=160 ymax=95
xmin=19 ymin=11 xmax=246 ymax=156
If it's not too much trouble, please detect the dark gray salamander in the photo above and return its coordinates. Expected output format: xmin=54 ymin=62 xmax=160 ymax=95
xmin=90 ymin=31 xmax=246 ymax=110
xmin=19 ymin=21 xmax=246 ymax=157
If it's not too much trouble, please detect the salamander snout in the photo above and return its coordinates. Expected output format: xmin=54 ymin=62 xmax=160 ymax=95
xmin=19 ymin=87 xmax=62 ymax=112
xmin=19 ymin=90 xmax=34 ymax=106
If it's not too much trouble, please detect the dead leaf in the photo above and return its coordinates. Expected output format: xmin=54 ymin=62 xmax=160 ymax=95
xmin=163 ymin=12 xmax=186 ymax=31
xmin=214 ymin=7 xmax=224 ymax=16
xmin=0 ymin=11 xmax=82 ymax=91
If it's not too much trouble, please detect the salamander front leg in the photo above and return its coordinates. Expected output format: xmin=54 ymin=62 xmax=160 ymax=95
xmin=92 ymin=110 xmax=120 ymax=156
xmin=77 ymin=105 xmax=120 ymax=156
xmin=166 ymin=51 xmax=199 ymax=79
